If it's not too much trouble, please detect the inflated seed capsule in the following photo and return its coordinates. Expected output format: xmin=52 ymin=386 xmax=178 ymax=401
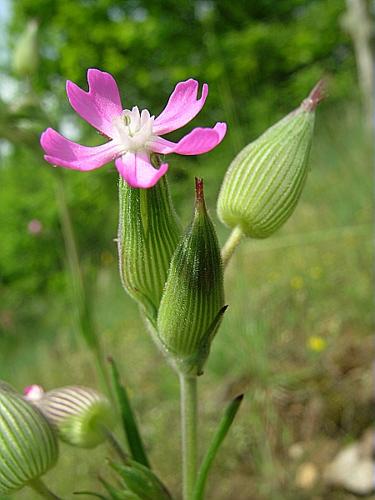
xmin=118 ymin=170 xmax=181 ymax=323
xmin=217 ymin=81 xmax=325 ymax=239
xmin=0 ymin=390 xmax=58 ymax=495
xmin=36 ymin=386 xmax=114 ymax=448
xmin=157 ymin=178 xmax=226 ymax=375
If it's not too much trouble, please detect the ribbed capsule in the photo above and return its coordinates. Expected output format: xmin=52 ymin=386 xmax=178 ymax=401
xmin=118 ymin=172 xmax=181 ymax=322
xmin=35 ymin=386 xmax=113 ymax=448
xmin=217 ymin=81 xmax=325 ymax=238
xmin=0 ymin=381 xmax=16 ymax=394
xmin=157 ymin=178 xmax=225 ymax=375
xmin=0 ymin=390 xmax=58 ymax=495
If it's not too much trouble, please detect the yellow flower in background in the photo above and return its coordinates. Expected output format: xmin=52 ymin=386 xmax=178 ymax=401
xmin=308 ymin=336 xmax=327 ymax=352
xmin=309 ymin=266 xmax=322 ymax=280
xmin=290 ymin=276 xmax=304 ymax=290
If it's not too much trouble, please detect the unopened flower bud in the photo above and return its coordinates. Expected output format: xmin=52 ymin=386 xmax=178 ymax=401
xmin=0 ymin=390 xmax=58 ymax=494
xmin=12 ymin=19 xmax=39 ymax=78
xmin=36 ymin=386 xmax=113 ymax=448
xmin=217 ymin=81 xmax=325 ymax=238
xmin=118 ymin=172 xmax=181 ymax=322
xmin=24 ymin=384 xmax=45 ymax=402
xmin=157 ymin=178 xmax=226 ymax=375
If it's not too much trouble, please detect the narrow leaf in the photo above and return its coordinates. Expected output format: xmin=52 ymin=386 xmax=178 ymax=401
xmin=99 ymin=477 xmax=129 ymax=500
xmin=193 ymin=394 xmax=244 ymax=500
xmin=109 ymin=358 xmax=150 ymax=468
xmin=74 ymin=492 xmax=109 ymax=499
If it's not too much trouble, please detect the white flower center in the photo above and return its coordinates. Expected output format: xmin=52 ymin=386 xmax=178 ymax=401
xmin=112 ymin=106 xmax=155 ymax=153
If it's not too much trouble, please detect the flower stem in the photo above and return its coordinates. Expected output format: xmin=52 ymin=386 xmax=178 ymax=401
xmin=55 ymin=173 xmax=113 ymax=401
xmin=104 ymin=428 xmax=128 ymax=462
xmin=28 ymin=478 xmax=61 ymax=499
xmin=221 ymin=226 xmax=244 ymax=268
xmin=180 ymin=374 xmax=198 ymax=500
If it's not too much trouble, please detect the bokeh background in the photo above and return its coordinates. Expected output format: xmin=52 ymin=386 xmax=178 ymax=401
xmin=0 ymin=0 xmax=373 ymax=499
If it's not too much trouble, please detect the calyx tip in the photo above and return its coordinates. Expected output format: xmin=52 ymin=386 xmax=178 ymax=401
xmin=302 ymin=79 xmax=327 ymax=111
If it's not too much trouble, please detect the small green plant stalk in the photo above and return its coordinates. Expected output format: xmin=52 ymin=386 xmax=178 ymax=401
xmin=157 ymin=178 xmax=226 ymax=499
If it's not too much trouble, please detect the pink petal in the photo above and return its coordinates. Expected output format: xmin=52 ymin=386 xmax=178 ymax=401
xmin=150 ymin=122 xmax=227 ymax=156
xmin=66 ymin=68 xmax=123 ymax=137
xmin=115 ymin=151 xmax=168 ymax=188
xmin=41 ymin=128 xmax=122 ymax=170
xmin=153 ymin=79 xmax=208 ymax=135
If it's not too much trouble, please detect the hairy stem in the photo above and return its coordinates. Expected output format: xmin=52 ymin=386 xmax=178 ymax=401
xmin=221 ymin=226 xmax=244 ymax=268
xmin=180 ymin=374 xmax=198 ymax=500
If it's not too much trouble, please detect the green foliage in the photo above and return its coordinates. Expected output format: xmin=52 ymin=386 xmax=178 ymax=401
xmin=10 ymin=0 xmax=355 ymax=136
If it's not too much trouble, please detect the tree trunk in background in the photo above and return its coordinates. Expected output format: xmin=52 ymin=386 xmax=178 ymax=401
xmin=342 ymin=0 xmax=374 ymax=130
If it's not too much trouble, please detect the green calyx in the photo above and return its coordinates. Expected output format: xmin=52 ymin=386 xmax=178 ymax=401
xmin=118 ymin=173 xmax=181 ymax=323
xmin=37 ymin=386 xmax=114 ymax=448
xmin=0 ymin=390 xmax=58 ymax=494
xmin=157 ymin=178 xmax=225 ymax=375
xmin=217 ymin=80 xmax=325 ymax=239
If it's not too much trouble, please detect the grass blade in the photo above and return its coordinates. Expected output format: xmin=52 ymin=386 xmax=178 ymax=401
xmin=109 ymin=358 xmax=150 ymax=468
xmin=193 ymin=394 xmax=244 ymax=500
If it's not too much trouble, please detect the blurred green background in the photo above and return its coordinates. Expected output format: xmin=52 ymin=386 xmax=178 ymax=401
xmin=0 ymin=0 xmax=373 ymax=499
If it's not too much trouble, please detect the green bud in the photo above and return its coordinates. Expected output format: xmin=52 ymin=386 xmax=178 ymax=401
xmin=118 ymin=172 xmax=181 ymax=323
xmin=36 ymin=386 xmax=114 ymax=448
xmin=0 ymin=390 xmax=58 ymax=494
xmin=217 ymin=81 xmax=325 ymax=238
xmin=110 ymin=459 xmax=172 ymax=500
xmin=157 ymin=178 xmax=226 ymax=375
xmin=13 ymin=20 xmax=39 ymax=78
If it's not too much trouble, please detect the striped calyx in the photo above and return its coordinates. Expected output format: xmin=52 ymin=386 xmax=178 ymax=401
xmin=0 ymin=390 xmax=58 ymax=495
xmin=0 ymin=381 xmax=16 ymax=394
xmin=118 ymin=171 xmax=181 ymax=323
xmin=36 ymin=386 xmax=113 ymax=448
xmin=157 ymin=178 xmax=226 ymax=375
xmin=217 ymin=81 xmax=325 ymax=238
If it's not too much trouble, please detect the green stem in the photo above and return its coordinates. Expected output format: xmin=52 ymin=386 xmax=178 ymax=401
xmin=55 ymin=173 xmax=113 ymax=401
xmin=28 ymin=478 xmax=61 ymax=499
xmin=193 ymin=394 xmax=244 ymax=500
xmin=104 ymin=428 xmax=128 ymax=462
xmin=180 ymin=374 xmax=198 ymax=500
xmin=221 ymin=226 xmax=244 ymax=268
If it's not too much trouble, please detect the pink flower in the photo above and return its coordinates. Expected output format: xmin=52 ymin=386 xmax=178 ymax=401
xmin=41 ymin=69 xmax=227 ymax=189
xmin=27 ymin=219 xmax=43 ymax=235
xmin=24 ymin=384 xmax=45 ymax=402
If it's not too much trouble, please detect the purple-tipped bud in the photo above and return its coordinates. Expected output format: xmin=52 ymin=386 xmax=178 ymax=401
xmin=157 ymin=179 xmax=225 ymax=375
xmin=217 ymin=81 xmax=325 ymax=238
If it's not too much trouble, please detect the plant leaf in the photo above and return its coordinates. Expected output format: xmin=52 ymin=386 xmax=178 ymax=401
xmin=109 ymin=358 xmax=150 ymax=468
xmin=193 ymin=394 xmax=244 ymax=500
